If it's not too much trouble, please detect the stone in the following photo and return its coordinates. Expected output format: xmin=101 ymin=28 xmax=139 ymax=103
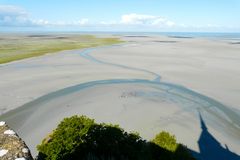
xmin=0 ymin=149 xmax=8 ymax=157
xmin=4 ymin=130 xmax=16 ymax=135
xmin=15 ymin=158 xmax=26 ymax=160
xmin=0 ymin=123 xmax=33 ymax=160
xmin=0 ymin=121 xmax=6 ymax=126
xmin=22 ymin=148 xmax=29 ymax=153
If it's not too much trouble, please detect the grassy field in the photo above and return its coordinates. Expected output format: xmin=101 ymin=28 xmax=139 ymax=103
xmin=0 ymin=34 xmax=122 ymax=64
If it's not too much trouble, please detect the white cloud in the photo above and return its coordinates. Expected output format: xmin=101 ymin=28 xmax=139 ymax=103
xmin=32 ymin=19 xmax=50 ymax=25
xmin=0 ymin=5 xmax=31 ymax=26
xmin=120 ymin=14 xmax=155 ymax=25
xmin=0 ymin=5 xmax=27 ymax=17
xmin=48 ymin=19 xmax=90 ymax=26
xmin=76 ymin=18 xmax=89 ymax=25
xmin=98 ymin=14 xmax=176 ymax=31
xmin=0 ymin=5 xmax=90 ymax=27
xmin=120 ymin=13 xmax=175 ymax=27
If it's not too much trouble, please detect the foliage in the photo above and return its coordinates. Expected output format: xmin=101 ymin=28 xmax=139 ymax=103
xmin=37 ymin=115 xmax=195 ymax=160
xmin=151 ymin=131 xmax=178 ymax=152
xmin=151 ymin=131 xmax=195 ymax=160
xmin=37 ymin=115 xmax=95 ymax=160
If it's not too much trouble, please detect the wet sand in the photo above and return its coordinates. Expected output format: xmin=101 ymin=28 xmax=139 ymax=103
xmin=0 ymin=35 xmax=240 ymax=157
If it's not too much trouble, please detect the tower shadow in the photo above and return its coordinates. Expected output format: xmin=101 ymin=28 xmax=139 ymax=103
xmin=190 ymin=112 xmax=240 ymax=160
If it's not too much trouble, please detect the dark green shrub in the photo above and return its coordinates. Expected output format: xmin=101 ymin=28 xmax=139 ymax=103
xmin=37 ymin=115 xmax=195 ymax=160
xmin=37 ymin=115 xmax=95 ymax=160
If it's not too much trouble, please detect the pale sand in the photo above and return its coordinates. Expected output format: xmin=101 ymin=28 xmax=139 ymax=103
xmin=0 ymin=35 xmax=240 ymax=156
xmin=93 ymin=36 xmax=240 ymax=110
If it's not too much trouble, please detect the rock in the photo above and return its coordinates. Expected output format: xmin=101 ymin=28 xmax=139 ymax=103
xmin=15 ymin=158 xmax=27 ymax=160
xmin=0 ymin=149 xmax=8 ymax=157
xmin=0 ymin=121 xmax=6 ymax=126
xmin=22 ymin=148 xmax=29 ymax=154
xmin=4 ymin=130 xmax=16 ymax=135
xmin=0 ymin=123 xmax=33 ymax=160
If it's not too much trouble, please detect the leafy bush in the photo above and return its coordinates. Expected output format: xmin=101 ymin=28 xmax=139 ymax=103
xmin=151 ymin=131 xmax=194 ymax=160
xmin=37 ymin=115 xmax=195 ymax=160
xmin=37 ymin=115 xmax=95 ymax=160
xmin=151 ymin=131 xmax=178 ymax=152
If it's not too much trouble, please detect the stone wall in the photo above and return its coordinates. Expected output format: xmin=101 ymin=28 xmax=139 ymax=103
xmin=0 ymin=121 xmax=33 ymax=160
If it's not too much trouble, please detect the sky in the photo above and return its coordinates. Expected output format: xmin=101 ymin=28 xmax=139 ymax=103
xmin=0 ymin=0 xmax=240 ymax=32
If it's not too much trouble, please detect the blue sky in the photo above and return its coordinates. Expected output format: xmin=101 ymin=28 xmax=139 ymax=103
xmin=0 ymin=0 xmax=240 ymax=32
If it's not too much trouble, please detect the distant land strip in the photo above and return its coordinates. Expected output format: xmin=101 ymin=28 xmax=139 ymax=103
xmin=0 ymin=34 xmax=122 ymax=64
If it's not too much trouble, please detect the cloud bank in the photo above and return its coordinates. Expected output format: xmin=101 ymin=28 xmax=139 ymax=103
xmin=0 ymin=5 xmax=89 ymax=27
xmin=0 ymin=5 xmax=238 ymax=32
xmin=0 ymin=5 xmax=173 ymax=28
xmin=120 ymin=13 xmax=175 ymax=27
xmin=0 ymin=5 xmax=31 ymax=26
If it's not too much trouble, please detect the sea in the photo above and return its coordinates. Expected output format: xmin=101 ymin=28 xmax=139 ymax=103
xmin=107 ymin=32 xmax=240 ymax=40
xmin=2 ymin=31 xmax=240 ymax=40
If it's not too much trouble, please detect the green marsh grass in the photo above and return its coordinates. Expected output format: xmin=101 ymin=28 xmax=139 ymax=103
xmin=0 ymin=34 xmax=122 ymax=64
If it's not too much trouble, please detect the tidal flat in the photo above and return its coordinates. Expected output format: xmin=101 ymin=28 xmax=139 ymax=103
xmin=0 ymin=34 xmax=240 ymax=158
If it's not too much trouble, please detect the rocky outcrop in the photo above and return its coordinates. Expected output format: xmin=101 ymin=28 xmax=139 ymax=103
xmin=0 ymin=121 xmax=33 ymax=160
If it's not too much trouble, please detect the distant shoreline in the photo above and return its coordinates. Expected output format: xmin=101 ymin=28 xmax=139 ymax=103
xmin=1 ymin=31 xmax=240 ymax=38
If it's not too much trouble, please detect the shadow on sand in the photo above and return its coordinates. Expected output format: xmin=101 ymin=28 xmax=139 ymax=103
xmin=190 ymin=112 xmax=240 ymax=160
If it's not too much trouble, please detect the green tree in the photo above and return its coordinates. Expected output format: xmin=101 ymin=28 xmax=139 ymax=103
xmin=37 ymin=115 xmax=195 ymax=160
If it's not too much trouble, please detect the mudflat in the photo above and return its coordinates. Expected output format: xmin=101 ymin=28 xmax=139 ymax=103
xmin=0 ymin=34 xmax=240 ymax=156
